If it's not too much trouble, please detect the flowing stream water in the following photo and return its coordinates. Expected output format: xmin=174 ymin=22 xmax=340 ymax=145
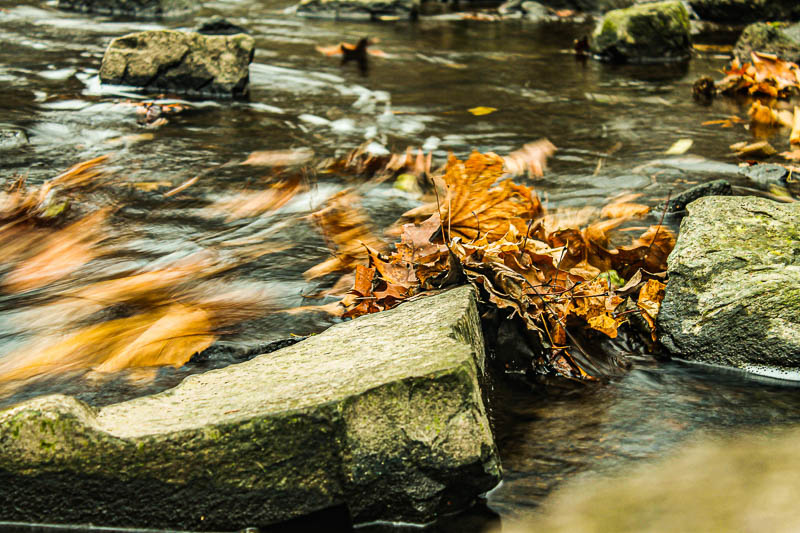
xmin=2 ymin=1 xmax=800 ymax=531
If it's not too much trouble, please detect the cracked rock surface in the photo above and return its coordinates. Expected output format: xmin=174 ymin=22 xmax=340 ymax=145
xmin=658 ymin=196 xmax=800 ymax=370
xmin=99 ymin=30 xmax=254 ymax=99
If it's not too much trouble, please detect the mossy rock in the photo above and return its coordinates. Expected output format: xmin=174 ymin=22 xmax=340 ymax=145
xmin=658 ymin=196 xmax=800 ymax=370
xmin=733 ymin=22 xmax=800 ymax=64
xmin=99 ymin=30 xmax=255 ymax=99
xmin=589 ymin=1 xmax=691 ymax=63
xmin=0 ymin=286 xmax=500 ymax=530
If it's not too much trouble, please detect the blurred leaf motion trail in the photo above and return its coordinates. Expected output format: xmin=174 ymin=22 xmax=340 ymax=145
xmin=0 ymin=138 xmax=672 ymax=394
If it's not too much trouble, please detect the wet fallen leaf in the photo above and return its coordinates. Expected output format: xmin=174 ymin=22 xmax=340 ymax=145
xmin=637 ymin=278 xmax=666 ymax=341
xmin=665 ymin=139 xmax=694 ymax=155
xmin=791 ymin=106 xmax=800 ymax=145
xmin=731 ymin=140 xmax=777 ymax=158
xmin=503 ymin=139 xmax=557 ymax=178
xmin=468 ymin=106 xmax=498 ymax=116
xmin=240 ymin=148 xmax=314 ymax=167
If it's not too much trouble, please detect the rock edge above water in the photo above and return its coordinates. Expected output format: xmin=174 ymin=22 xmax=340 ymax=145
xmin=658 ymin=196 xmax=800 ymax=369
xmin=0 ymin=285 xmax=501 ymax=530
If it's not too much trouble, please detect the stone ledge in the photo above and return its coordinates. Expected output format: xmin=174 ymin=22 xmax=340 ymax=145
xmin=0 ymin=285 xmax=501 ymax=530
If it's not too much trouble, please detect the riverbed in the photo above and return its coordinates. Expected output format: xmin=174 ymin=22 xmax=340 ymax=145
xmin=2 ymin=1 xmax=800 ymax=531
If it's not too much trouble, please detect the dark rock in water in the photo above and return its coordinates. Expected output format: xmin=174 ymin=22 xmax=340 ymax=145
xmin=99 ymin=30 xmax=255 ymax=99
xmin=498 ymin=0 xmax=549 ymax=19
xmin=667 ymin=179 xmax=732 ymax=213
xmin=689 ymin=0 xmax=800 ymax=24
xmin=0 ymin=126 xmax=28 ymax=150
xmin=196 ymin=16 xmax=250 ymax=35
xmin=658 ymin=196 xmax=800 ymax=370
xmin=733 ymin=22 xmax=800 ymax=65
xmin=58 ymin=0 xmax=196 ymax=18
xmin=589 ymin=1 xmax=692 ymax=63
xmin=740 ymin=163 xmax=800 ymax=197
xmin=294 ymin=0 xmax=418 ymax=20
xmin=536 ymin=0 xmax=633 ymax=14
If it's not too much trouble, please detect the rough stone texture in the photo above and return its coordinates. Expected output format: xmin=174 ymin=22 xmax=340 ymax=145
xmin=589 ymin=1 xmax=691 ymax=63
xmin=99 ymin=30 xmax=254 ymax=99
xmin=58 ymin=0 xmax=195 ymax=18
xmin=294 ymin=0 xmax=418 ymax=20
xmin=658 ymin=196 xmax=800 ymax=369
xmin=689 ymin=0 xmax=800 ymax=24
xmin=0 ymin=286 xmax=500 ymax=530
xmin=733 ymin=22 xmax=800 ymax=65
xmin=510 ymin=426 xmax=800 ymax=532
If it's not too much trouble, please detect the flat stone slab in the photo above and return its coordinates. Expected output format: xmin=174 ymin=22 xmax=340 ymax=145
xmin=99 ymin=30 xmax=254 ymax=99
xmin=0 ymin=286 xmax=500 ymax=530
xmin=658 ymin=196 xmax=800 ymax=370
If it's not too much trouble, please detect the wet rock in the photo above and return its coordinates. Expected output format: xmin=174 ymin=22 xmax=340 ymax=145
xmin=543 ymin=0 xmax=632 ymax=13
xmin=515 ymin=426 xmax=800 ymax=532
xmin=733 ymin=22 xmax=800 ymax=64
xmin=0 ymin=126 xmax=28 ymax=150
xmin=589 ymin=1 xmax=692 ymax=63
xmin=666 ymin=179 xmax=732 ymax=213
xmin=658 ymin=196 xmax=800 ymax=369
xmin=196 ymin=16 xmax=250 ymax=35
xmin=0 ymin=286 xmax=500 ymax=530
xmin=740 ymin=163 xmax=800 ymax=198
xmin=688 ymin=0 xmax=800 ymax=24
xmin=58 ymin=0 xmax=195 ymax=18
xmin=294 ymin=0 xmax=418 ymax=20
xmin=99 ymin=30 xmax=254 ymax=99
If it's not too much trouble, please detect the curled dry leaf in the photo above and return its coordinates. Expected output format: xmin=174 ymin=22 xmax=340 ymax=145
xmin=637 ymin=278 xmax=666 ymax=341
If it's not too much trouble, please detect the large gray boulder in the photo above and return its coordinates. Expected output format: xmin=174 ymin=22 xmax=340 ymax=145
xmin=733 ymin=22 xmax=800 ymax=64
xmin=689 ymin=0 xmax=800 ymax=23
xmin=99 ymin=30 xmax=254 ymax=99
xmin=0 ymin=286 xmax=500 ymax=530
xmin=58 ymin=0 xmax=195 ymax=18
xmin=658 ymin=196 xmax=800 ymax=369
xmin=510 ymin=426 xmax=800 ymax=532
xmin=589 ymin=1 xmax=691 ymax=63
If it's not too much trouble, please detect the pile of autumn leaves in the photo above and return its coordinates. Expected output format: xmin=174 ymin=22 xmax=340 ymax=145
xmin=312 ymin=148 xmax=673 ymax=380
xmin=710 ymin=52 xmax=800 ymax=160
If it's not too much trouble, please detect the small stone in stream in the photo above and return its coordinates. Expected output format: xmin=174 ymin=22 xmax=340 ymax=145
xmin=667 ymin=179 xmax=731 ymax=213
xmin=100 ymin=30 xmax=255 ymax=99
xmin=692 ymin=76 xmax=715 ymax=103
xmin=0 ymin=127 xmax=28 ymax=150
xmin=58 ymin=0 xmax=195 ymax=18
xmin=196 ymin=17 xmax=250 ymax=35
xmin=739 ymin=163 xmax=800 ymax=197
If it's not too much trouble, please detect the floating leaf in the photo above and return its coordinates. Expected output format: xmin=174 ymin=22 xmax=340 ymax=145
xmin=468 ymin=106 xmax=498 ymax=116
xmin=665 ymin=139 xmax=694 ymax=155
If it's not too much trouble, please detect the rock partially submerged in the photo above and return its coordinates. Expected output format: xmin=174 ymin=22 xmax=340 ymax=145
xmin=294 ymin=0 xmax=418 ymax=20
xmin=689 ymin=0 xmax=800 ymax=24
xmin=733 ymin=22 xmax=800 ymax=65
xmin=658 ymin=196 xmax=800 ymax=370
xmin=589 ymin=1 xmax=691 ymax=63
xmin=0 ymin=286 xmax=500 ymax=530
xmin=99 ymin=30 xmax=254 ymax=99
xmin=58 ymin=0 xmax=195 ymax=18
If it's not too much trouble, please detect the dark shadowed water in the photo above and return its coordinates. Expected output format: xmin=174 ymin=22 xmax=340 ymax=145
xmin=2 ymin=1 xmax=800 ymax=531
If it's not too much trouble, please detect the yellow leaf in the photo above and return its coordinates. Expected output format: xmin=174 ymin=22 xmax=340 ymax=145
xmin=468 ymin=106 xmax=498 ymax=116
xmin=665 ymin=139 xmax=694 ymax=155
